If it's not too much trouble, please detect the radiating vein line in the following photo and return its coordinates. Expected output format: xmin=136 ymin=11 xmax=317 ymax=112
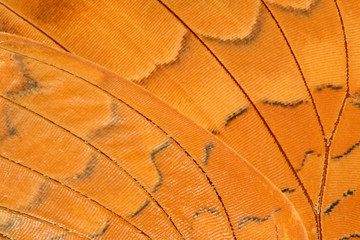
xmin=0 ymin=44 xmax=238 ymax=240
xmin=261 ymin=1 xmax=326 ymax=141
xmin=0 ymin=59 xmax=184 ymax=239
xmin=0 ymin=2 xmax=69 ymax=52
xmin=0 ymin=96 xmax=159 ymax=240
xmin=316 ymin=1 xmax=351 ymax=239
xmin=155 ymin=0 xmax=315 ymax=219
xmin=0 ymin=233 xmax=12 ymax=240
xmin=0 ymin=154 xmax=151 ymax=240
xmin=0 ymin=205 xmax=88 ymax=239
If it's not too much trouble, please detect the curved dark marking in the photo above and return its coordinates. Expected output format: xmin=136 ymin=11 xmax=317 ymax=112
xmin=72 ymin=155 xmax=98 ymax=180
xmin=89 ymin=220 xmax=110 ymax=238
xmin=296 ymin=150 xmax=315 ymax=172
xmin=315 ymin=84 xmax=343 ymax=92
xmin=202 ymin=8 xmax=265 ymax=45
xmin=190 ymin=207 xmax=220 ymax=230
xmin=225 ymin=107 xmax=249 ymax=127
xmin=25 ymin=182 xmax=48 ymax=211
xmin=281 ymin=188 xmax=296 ymax=194
xmin=238 ymin=208 xmax=281 ymax=229
xmin=0 ymin=98 xmax=171 ymax=239
xmin=202 ymin=143 xmax=215 ymax=166
xmin=209 ymin=129 xmax=221 ymax=135
xmin=131 ymin=200 xmax=150 ymax=218
xmin=88 ymin=102 xmax=121 ymax=138
xmin=138 ymin=32 xmax=191 ymax=84
xmin=343 ymin=189 xmax=356 ymax=197
xmin=262 ymin=99 xmax=308 ymax=108
xmin=6 ymin=55 xmax=41 ymax=99
xmin=332 ymin=140 xmax=360 ymax=161
xmin=336 ymin=233 xmax=360 ymax=240
xmin=193 ymin=207 xmax=220 ymax=218
xmin=151 ymin=141 xmax=170 ymax=193
xmin=0 ymin=215 xmax=16 ymax=231
xmin=4 ymin=110 xmax=17 ymax=137
xmin=0 ymin=13 xmax=19 ymax=34
xmin=267 ymin=0 xmax=320 ymax=16
xmin=50 ymin=233 xmax=67 ymax=240
xmin=323 ymin=200 xmax=340 ymax=216
xmin=323 ymin=189 xmax=356 ymax=216
xmin=352 ymin=101 xmax=360 ymax=108
xmin=0 ymin=108 xmax=18 ymax=141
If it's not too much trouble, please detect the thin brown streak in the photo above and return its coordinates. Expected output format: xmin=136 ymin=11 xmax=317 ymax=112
xmin=137 ymin=32 xmax=190 ymax=84
xmin=0 ymin=47 xmax=236 ymax=240
xmin=156 ymin=0 xmax=315 ymax=226
xmin=0 ymin=2 xmax=69 ymax=52
xmin=0 ymin=96 xmax=179 ymax=240
xmin=0 ymin=205 xmax=89 ymax=239
xmin=0 ymin=154 xmax=151 ymax=240
xmin=0 ymin=97 xmax=154 ymax=240
xmin=0 ymin=50 xmax=185 ymax=238
xmin=0 ymin=233 xmax=12 ymax=240
xmin=317 ymin=1 xmax=351 ymax=240
xmin=261 ymin=1 xmax=326 ymax=142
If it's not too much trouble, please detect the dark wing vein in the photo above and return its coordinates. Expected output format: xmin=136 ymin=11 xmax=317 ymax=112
xmin=154 ymin=0 xmax=315 ymax=215
xmin=0 ymin=204 xmax=89 ymax=239
xmin=0 ymin=96 xmax=155 ymax=240
xmin=0 ymin=2 xmax=69 ymax=52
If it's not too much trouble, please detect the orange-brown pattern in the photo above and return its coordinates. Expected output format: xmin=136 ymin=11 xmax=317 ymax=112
xmin=0 ymin=0 xmax=358 ymax=239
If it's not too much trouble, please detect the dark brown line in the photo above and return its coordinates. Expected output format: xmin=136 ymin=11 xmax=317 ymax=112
xmin=323 ymin=189 xmax=355 ymax=217
xmin=131 ymin=200 xmax=150 ymax=218
xmin=332 ymin=140 xmax=360 ymax=161
xmin=0 ymin=2 xmax=69 ymax=52
xmin=0 ymin=204 xmax=88 ymax=239
xmin=150 ymin=141 xmax=170 ymax=193
xmin=281 ymin=188 xmax=296 ymax=194
xmin=336 ymin=233 xmax=360 ymax=240
xmin=50 ymin=233 xmax=68 ymax=240
xmin=0 ymin=56 xmax=185 ymax=239
xmin=155 ymin=0 xmax=315 ymax=223
xmin=0 ymin=97 xmax=154 ymax=240
xmin=238 ymin=208 xmax=281 ymax=229
xmin=261 ymin=1 xmax=326 ymax=142
xmin=0 ymin=233 xmax=12 ymax=240
xmin=334 ymin=0 xmax=350 ymax=92
xmin=0 ymin=45 xmax=238 ymax=240
xmin=317 ymin=1 xmax=351 ymax=239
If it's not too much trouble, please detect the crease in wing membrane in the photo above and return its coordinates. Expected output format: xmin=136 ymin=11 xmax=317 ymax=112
xmin=0 ymin=33 xmax=309 ymax=239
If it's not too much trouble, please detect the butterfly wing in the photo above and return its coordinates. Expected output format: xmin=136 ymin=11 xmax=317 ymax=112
xmin=0 ymin=0 xmax=359 ymax=239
